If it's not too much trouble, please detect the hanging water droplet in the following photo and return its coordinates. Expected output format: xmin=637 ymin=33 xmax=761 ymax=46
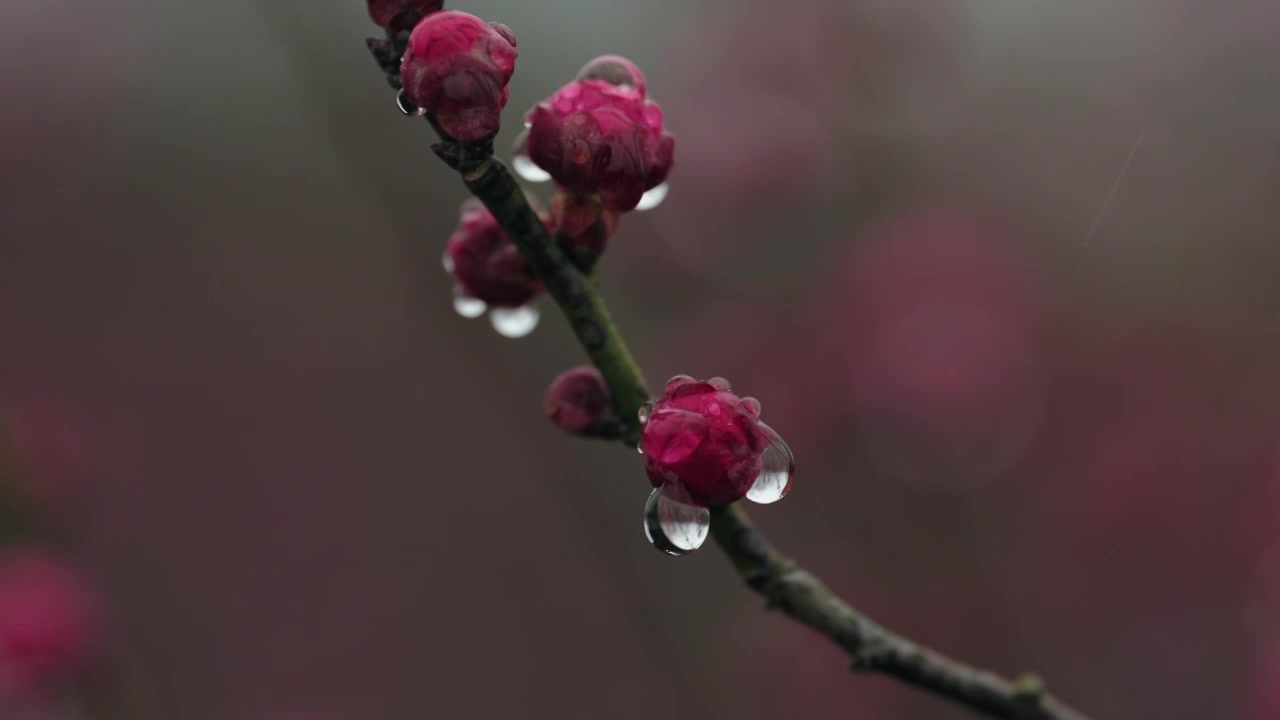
xmin=664 ymin=374 xmax=695 ymax=394
xmin=643 ymin=484 xmax=709 ymax=556
xmin=489 ymin=305 xmax=540 ymax=338
xmin=638 ymin=401 xmax=654 ymax=425
xmin=742 ymin=396 xmax=762 ymax=416
xmin=513 ymin=155 xmax=551 ymax=183
xmin=708 ymin=377 xmax=732 ymax=392
xmin=441 ymin=250 xmax=454 ymax=274
xmin=636 ymin=444 xmax=644 ymax=455
xmin=746 ymin=422 xmax=795 ymax=504
xmin=452 ymin=287 xmax=487 ymax=319
xmin=635 ymin=182 xmax=669 ymax=211
xmin=396 ymin=89 xmax=427 ymax=117
xmin=511 ymin=129 xmax=551 ymax=183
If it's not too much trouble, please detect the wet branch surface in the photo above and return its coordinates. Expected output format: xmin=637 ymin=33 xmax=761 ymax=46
xmin=367 ymin=33 xmax=1091 ymax=720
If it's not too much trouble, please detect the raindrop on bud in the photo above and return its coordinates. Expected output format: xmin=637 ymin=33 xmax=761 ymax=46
xmin=643 ymin=484 xmax=709 ymax=556
xmin=745 ymin=423 xmax=795 ymax=504
xmin=452 ymin=287 xmax=487 ymax=319
xmin=396 ymin=89 xmax=427 ymax=117
xmin=635 ymin=182 xmax=669 ymax=212
xmin=512 ymin=129 xmax=552 ymax=183
xmin=489 ymin=305 xmax=540 ymax=338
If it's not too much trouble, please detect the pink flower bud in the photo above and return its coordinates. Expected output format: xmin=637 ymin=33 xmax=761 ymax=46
xmin=400 ymin=11 xmax=518 ymax=142
xmin=525 ymin=61 xmax=674 ymax=212
xmin=445 ymin=203 xmax=542 ymax=307
xmin=551 ymin=192 xmax=618 ymax=269
xmin=0 ymin=550 xmax=99 ymax=704
xmin=640 ymin=376 xmax=792 ymax=508
xmin=544 ymin=366 xmax=614 ymax=436
xmin=366 ymin=0 xmax=443 ymax=34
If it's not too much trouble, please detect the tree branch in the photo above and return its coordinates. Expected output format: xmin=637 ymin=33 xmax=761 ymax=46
xmin=366 ymin=33 xmax=1091 ymax=720
xmin=709 ymin=503 xmax=1088 ymax=719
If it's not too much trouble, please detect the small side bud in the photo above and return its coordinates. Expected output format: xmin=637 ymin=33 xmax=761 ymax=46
xmin=445 ymin=203 xmax=542 ymax=308
xmin=551 ymin=193 xmax=619 ymax=270
xmin=545 ymin=366 xmax=618 ymax=438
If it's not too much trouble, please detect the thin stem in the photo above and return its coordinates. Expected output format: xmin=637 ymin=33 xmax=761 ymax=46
xmin=367 ymin=37 xmax=1091 ymax=720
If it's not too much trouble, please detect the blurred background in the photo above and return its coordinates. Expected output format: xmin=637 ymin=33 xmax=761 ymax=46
xmin=3 ymin=0 xmax=1280 ymax=718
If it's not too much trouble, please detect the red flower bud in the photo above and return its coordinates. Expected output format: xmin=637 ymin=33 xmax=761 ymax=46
xmin=444 ymin=202 xmax=542 ymax=308
xmin=366 ymin=0 xmax=443 ymax=34
xmin=641 ymin=376 xmax=793 ymax=508
xmin=639 ymin=376 xmax=794 ymax=555
xmin=544 ymin=366 xmax=615 ymax=437
xmin=525 ymin=59 xmax=674 ymax=212
xmin=400 ymin=11 xmax=518 ymax=142
xmin=551 ymin=192 xmax=618 ymax=269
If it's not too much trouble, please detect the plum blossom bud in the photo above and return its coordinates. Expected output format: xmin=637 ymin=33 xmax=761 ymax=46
xmin=400 ymin=11 xmax=518 ymax=142
xmin=525 ymin=57 xmax=674 ymax=212
xmin=638 ymin=376 xmax=794 ymax=556
xmin=544 ymin=366 xmax=617 ymax=437
xmin=640 ymin=376 xmax=787 ymax=507
xmin=551 ymin=192 xmax=618 ymax=270
xmin=366 ymin=0 xmax=444 ymax=34
xmin=445 ymin=202 xmax=542 ymax=308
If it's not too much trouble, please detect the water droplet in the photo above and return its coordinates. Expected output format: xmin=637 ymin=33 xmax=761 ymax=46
xmin=513 ymin=155 xmax=551 ymax=183
xmin=636 ymin=444 xmax=644 ymax=455
xmin=708 ymin=377 xmax=732 ymax=392
xmin=638 ymin=401 xmax=654 ymax=425
xmin=664 ymin=375 xmax=695 ymax=394
xmin=441 ymin=250 xmax=454 ymax=274
xmin=746 ymin=422 xmax=794 ymax=504
xmin=396 ymin=90 xmax=426 ymax=117
xmin=643 ymin=484 xmax=709 ymax=556
xmin=489 ymin=305 xmax=540 ymax=338
xmin=635 ymin=182 xmax=669 ymax=211
xmin=742 ymin=396 xmax=762 ymax=416
xmin=511 ymin=129 xmax=551 ymax=183
xmin=452 ymin=287 xmax=487 ymax=319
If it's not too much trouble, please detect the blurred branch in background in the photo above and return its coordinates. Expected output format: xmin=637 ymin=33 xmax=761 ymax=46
xmin=362 ymin=17 xmax=1092 ymax=720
